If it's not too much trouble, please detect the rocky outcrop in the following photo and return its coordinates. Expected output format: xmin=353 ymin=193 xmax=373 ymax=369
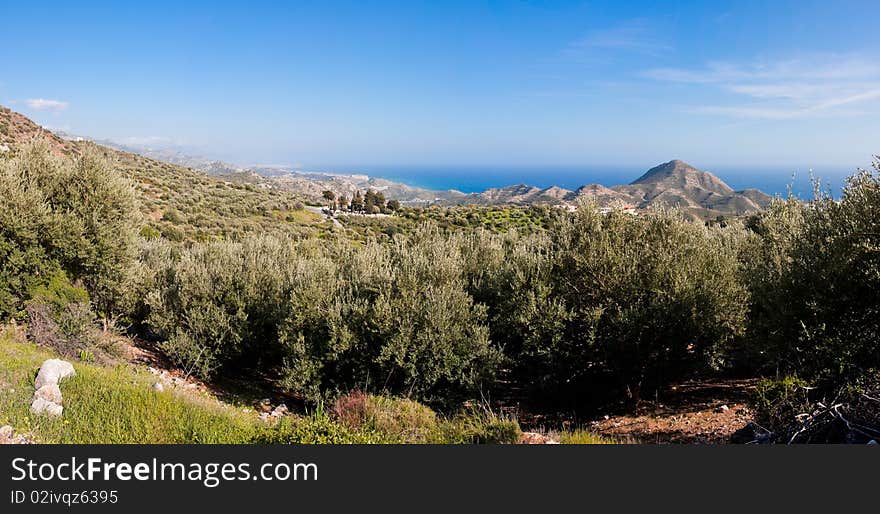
xmin=30 ymin=359 xmax=75 ymax=417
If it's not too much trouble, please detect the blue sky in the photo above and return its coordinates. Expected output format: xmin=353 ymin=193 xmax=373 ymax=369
xmin=2 ymin=0 xmax=879 ymax=173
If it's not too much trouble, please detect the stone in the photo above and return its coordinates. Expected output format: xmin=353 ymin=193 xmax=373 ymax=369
xmin=270 ymin=403 xmax=289 ymax=417
xmin=151 ymin=382 xmax=164 ymax=392
xmin=0 ymin=425 xmax=13 ymax=443
xmin=715 ymin=404 xmax=730 ymax=413
xmin=33 ymin=384 xmax=63 ymax=404
xmin=518 ymin=431 xmax=559 ymax=444
xmin=34 ymin=359 xmax=76 ymax=389
xmin=868 ymin=440 xmax=877 ymax=446
xmin=31 ymin=398 xmax=63 ymax=417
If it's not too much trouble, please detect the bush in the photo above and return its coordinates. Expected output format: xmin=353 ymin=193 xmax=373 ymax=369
xmin=333 ymin=391 xmax=441 ymax=443
xmin=279 ymin=226 xmax=500 ymax=404
xmin=743 ymin=166 xmax=880 ymax=386
xmin=145 ymin=235 xmax=298 ymax=378
xmin=0 ymin=141 xmax=140 ymax=320
xmin=503 ymin=205 xmax=748 ymax=406
xmin=24 ymin=272 xmax=98 ymax=355
xmin=144 ymin=227 xmax=500 ymax=405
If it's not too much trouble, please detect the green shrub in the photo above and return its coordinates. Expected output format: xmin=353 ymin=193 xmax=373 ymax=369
xmin=278 ymin=226 xmax=500 ymax=405
xmin=333 ymin=391 xmax=441 ymax=443
xmin=743 ymin=166 xmax=880 ymax=386
xmin=0 ymin=141 xmax=140 ymax=320
xmin=752 ymin=375 xmax=811 ymax=417
xmin=24 ymin=272 xmax=98 ymax=356
xmin=145 ymin=227 xmax=500 ymax=406
xmin=503 ymin=205 xmax=748 ymax=405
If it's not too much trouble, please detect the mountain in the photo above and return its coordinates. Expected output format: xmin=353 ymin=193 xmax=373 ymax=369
xmin=454 ymin=159 xmax=772 ymax=218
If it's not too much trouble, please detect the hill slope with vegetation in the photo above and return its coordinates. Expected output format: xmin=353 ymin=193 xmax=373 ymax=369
xmin=1 ymin=105 xmax=878 ymax=444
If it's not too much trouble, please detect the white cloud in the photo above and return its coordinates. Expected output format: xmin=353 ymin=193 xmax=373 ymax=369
xmin=645 ymin=54 xmax=880 ymax=120
xmin=25 ymin=98 xmax=69 ymax=111
xmin=565 ymin=19 xmax=671 ymax=58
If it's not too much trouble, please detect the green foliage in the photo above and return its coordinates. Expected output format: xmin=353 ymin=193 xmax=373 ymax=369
xmin=333 ymin=391 xmax=442 ymax=443
xmin=500 ymin=205 xmax=748 ymax=404
xmin=0 ymin=141 xmax=140 ymax=320
xmin=254 ymin=413 xmax=392 ymax=444
xmin=752 ymin=375 xmax=810 ymax=416
xmin=25 ymin=272 xmax=97 ymax=355
xmin=142 ymin=227 xmax=500 ymax=405
xmin=439 ymin=406 xmax=521 ymax=444
xmin=144 ymin=235 xmax=298 ymax=378
xmin=27 ymin=271 xmax=90 ymax=311
xmin=558 ymin=429 xmax=619 ymax=444
xmin=743 ymin=165 xmax=880 ymax=386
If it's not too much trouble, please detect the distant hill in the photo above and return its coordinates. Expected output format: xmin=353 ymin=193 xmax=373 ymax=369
xmin=2 ymin=105 xmax=773 ymax=220
xmin=460 ymin=159 xmax=772 ymax=218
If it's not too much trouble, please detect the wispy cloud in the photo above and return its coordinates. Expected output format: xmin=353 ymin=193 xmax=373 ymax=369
xmin=645 ymin=54 xmax=880 ymax=119
xmin=564 ymin=19 xmax=672 ymax=59
xmin=25 ymin=98 xmax=69 ymax=111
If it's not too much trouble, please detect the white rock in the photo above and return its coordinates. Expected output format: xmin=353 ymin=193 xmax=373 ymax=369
xmin=0 ymin=425 xmax=13 ymax=442
xmin=270 ymin=403 xmax=289 ymax=417
xmin=34 ymin=359 xmax=76 ymax=389
xmin=151 ymin=382 xmax=164 ymax=392
xmin=31 ymin=398 xmax=63 ymax=417
xmin=33 ymin=384 xmax=63 ymax=404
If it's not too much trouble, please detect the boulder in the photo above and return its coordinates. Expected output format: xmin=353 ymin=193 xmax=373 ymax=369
xmin=0 ymin=425 xmax=13 ymax=443
xmin=151 ymin=382 xmax=165 ymax=392
xmin=31 ymin=398 xmax=63 ymax=417
xmin=34 ymin=359 xmax=76 ymax=389
xmin=33 ymin=384 xmax=63 ymax=404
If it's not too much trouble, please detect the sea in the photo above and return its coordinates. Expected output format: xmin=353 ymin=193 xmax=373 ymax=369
xmin=343 ymin=165 xmax=858 ymax=199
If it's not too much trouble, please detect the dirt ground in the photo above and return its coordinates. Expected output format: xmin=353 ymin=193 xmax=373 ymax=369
xmin=587 ymin=378 xmax=759 ymax=443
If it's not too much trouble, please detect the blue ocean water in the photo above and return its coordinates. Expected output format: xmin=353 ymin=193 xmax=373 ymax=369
xmin=351 ymin=165 xmax=855 ymax=199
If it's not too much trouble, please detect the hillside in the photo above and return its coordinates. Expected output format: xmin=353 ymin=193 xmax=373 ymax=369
xmin=0 ymin=106 xmax=329 ymax=242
